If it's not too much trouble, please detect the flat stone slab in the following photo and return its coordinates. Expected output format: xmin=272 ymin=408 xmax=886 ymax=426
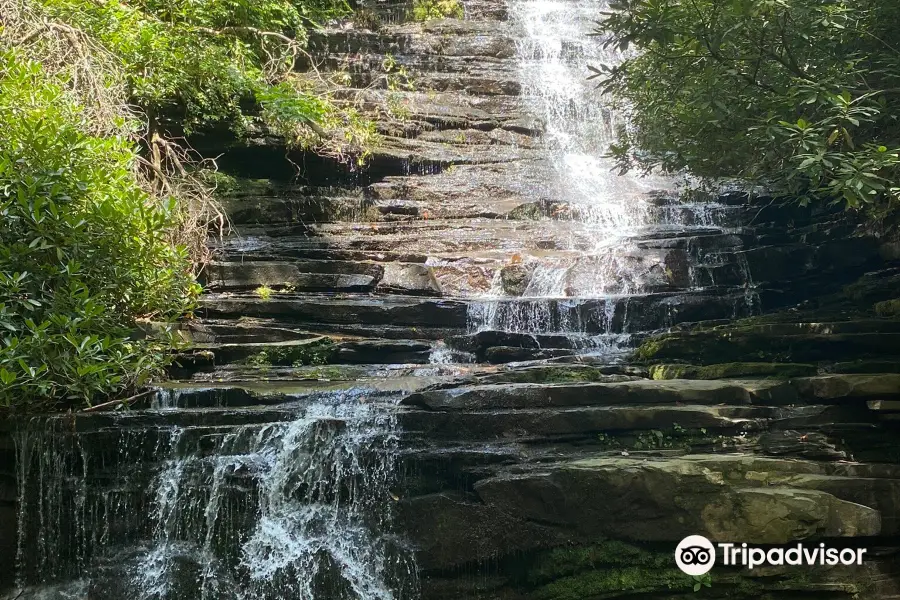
xmin=401 ymin=379 xmax=793 ymax=411
xmin=400 ymin=404 xmax=770 ymax=440
xmin=200 ymin=293 xmax=468 ymax=327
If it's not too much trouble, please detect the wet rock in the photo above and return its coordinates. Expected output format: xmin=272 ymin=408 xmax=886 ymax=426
xmin=663 ymin=248 xmax=692 ymax=288
xmin=483 ymin=346 xmax=574 ymax=364
xmin=377 ymin=263 xmax=442 ymax=295
xmin=499 ymin=263 xmax=532 ymax=295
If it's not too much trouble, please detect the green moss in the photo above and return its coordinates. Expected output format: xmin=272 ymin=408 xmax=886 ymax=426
xmin=875 ymin=298 xmax=900 ymax=317
xmin=650 ymin=362 xmax=817 ymax=380
xmin=530 ymin=567 xmax=692 ymax=599
xmin=481 ymin=366 xmax=630 ymax=385
xmin=525 ymin=541 xmax=672 ymax=586
xmin=411 ymin=0 xmax=463 ymax=20
xmin=634 ymin=338 xmax=665 ymax=361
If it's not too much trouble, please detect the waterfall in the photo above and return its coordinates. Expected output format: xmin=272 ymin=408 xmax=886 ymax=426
xmin=466 ymin=0 xmax=741 ymax=348
xmin=14 ymin=391 xmax=416 ymax=600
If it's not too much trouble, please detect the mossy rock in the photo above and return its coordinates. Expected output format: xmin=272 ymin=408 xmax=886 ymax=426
xmin=518 ymin=541 xmax=692 ymax=600
xmin=649 ymin=362 xmax=818 ymax=380
xmin=524 ymin=541 xmax=671 ymax=586
xmin=478 ymin=365 xmax=642 ymax=385
xmin=843 ymin=271 xmax=900 ymax=304
xmin=875 ymin=298 xmax=900 ymax=317
xmin=528 ymin=566 xmax=692 ymax=599
xmin=829 ymin=359 xmax=900 ymax=374
xmin=242 ymin=338 xmax=337 ymax=367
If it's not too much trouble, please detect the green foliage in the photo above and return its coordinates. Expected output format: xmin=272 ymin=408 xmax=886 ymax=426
xmin=692 ymin=573 xmax=712 ymax=593
xmin=598 ymin=0 xmax=900 ymax=209
xmin=242 ymin=339 xmax=336 ymax=368
xmin=0 ymin=51 xmax=197 ymax=410
xmin=255 ymin=285 xmax=275 ymax=300
xmin=33 ymin=0 xmax=371 ymax=159
xmin=411 ymin=0 xmax=463 ymax=21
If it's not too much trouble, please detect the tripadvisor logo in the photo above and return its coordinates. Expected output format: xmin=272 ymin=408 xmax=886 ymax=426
xmin=675 ymin=535 xmax=868 ymax=575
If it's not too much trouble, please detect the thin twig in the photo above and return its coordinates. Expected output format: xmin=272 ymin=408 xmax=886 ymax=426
xmin=81 ymin=389 xmax=156 ymax=413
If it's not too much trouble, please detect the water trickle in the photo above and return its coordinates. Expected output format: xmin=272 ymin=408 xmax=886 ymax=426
xmin=15 ymin=392 xmax=416 ymax=600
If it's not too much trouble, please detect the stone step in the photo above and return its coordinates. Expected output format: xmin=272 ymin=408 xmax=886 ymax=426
xmin=175 ymin=362 xmax=478 ymax=384
xmin=202 ymin=260 xmax=442 ymax=295
xmin=180 ymin=337 xmax=433 ymax=367
xmin=398 ymin=404 xmax=774 ymax=441
xmin=401 ymin=375 xmax=900 ymax=412
xmin=203 ymin=262 xmax=378 ymax=292
xmin=197 ymin=287 xmax=758 ymax=335
xmin=402 ymin=380 xmax=781 ymax=411
xmin=199 ymin=292 xmax=469 ymax=327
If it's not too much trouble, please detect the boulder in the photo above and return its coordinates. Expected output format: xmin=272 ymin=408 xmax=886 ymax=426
xmin=474 ymin=457 xmax=881 ymax=544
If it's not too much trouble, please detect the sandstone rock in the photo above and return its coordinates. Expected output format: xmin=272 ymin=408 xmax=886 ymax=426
xmin=378 ymin=263 xmax=442 ymax=295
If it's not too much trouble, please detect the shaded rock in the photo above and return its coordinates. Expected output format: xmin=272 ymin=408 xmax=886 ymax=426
xmin=663 ymin=248 xmax=691 ymax=288
xmin=757 ymin=430 xmax=848 ymax=461
xmin=336 ymin=340 xmax=432 ymax=364
xmin=475 ymin=364 xmax=647 ymax=384
xmin=399 ymin=405 xmax=769 ymax=441
xmin=875 ymin=298 xmax=900 ymax=317
xmin=792 ymin=374 xmax=900 ymax=402
xmin=401 ymin=380 xmax=781 ymax=411
xmin=397 ymin=492 xmax=566 ymax=570
xmin=474 ymin=456 xmax=881 ymax=545
xmin=210 ymin=338 xmax=336 ymax=366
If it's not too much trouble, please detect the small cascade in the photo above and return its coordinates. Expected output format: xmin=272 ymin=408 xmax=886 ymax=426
xmin=14 ymin=391 xmax=416 ymax=600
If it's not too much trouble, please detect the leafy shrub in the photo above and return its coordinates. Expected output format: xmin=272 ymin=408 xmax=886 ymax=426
xmin=412 ymin=0 xmax=463 ymax=21
xmin=597 ymin=0 xmax=900 ymax=209
xmin=0 ymin=51 xmax=198 ymax=411
xmin=32 ymin=0 xmax=371 ymax=160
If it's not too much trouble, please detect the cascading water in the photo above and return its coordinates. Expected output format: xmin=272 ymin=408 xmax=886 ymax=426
xmin=14 ymin=391 xmax=416 ymax=600
xmin=465 ymin=0 xmax=747 ymax=352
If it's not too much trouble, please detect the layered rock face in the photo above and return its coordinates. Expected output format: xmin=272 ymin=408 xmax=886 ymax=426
xmin=6 ymin=0 xmax=900 ymax=598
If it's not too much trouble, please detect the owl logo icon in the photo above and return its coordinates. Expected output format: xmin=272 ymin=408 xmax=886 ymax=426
xmin=675 ymin=535 xmax=716 ymax=576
